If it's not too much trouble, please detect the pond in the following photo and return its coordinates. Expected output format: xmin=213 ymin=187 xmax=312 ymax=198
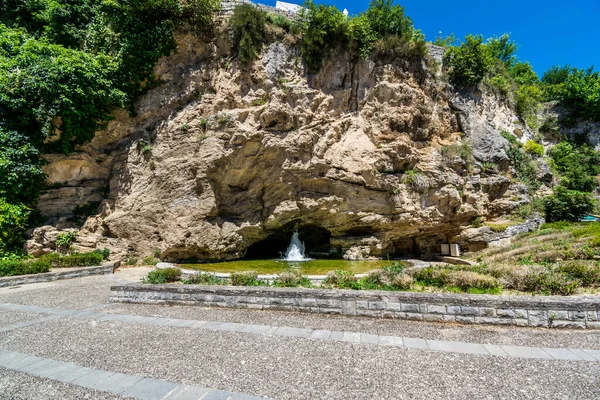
xmin=179 ymin=259 xmax=398 ymax=275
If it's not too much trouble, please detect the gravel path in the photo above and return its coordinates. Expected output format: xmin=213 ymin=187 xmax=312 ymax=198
xmin=1 ymin=273 xmax=600 ymax=399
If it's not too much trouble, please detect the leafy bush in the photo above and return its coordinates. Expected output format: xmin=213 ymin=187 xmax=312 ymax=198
xmin=503 ymin=136 xmax=540 ymax=191
xmin=142 ymin=267 xmax=182 ymax=284
xmin=0 ymin=128 xmax=46 ymax=204
xmin=125 ymin=257 xmax=138 ymax=266
xmin=272 ymin=271 xmax=313 ymax=288
xmin=184 ymin=272 xmax=224 ymax=285
xmin=322 ymin=270 xmax=360 ymax=289
xmin=0 ymin=199 xmax=30 ymax=255
xmin=549 ymin=141 xmax=600 ymax=192
xmin=0 ymin=259 xmax=51 ymax=277
xmin=56 ymin=232 xmax=75 ymax=250
xmin=230 ymin=4 xmax=267 ymax=64
xmin=92 ymin=248 xmax=110 ymax=261
xmin=142 ymin=256 xmax=159 ymax=266
xmin=444 ymin=35 xmax=493 ymax=88
xmin=556 ymin=261 xmax=600 ymax=286
xmin=515 ymin=85 xmax=542 ymax=128
xmin=230 ymin=271 xmax=266 ymax=286
xmin=299 ymin=0 xmax=348 ymax=72
xmin=40 ymin=251 xmax=104 ymax=267
xmin=544 ymin=186 xmax=595 ymax=222
xmin=560 ymin=68 xmax=600 ymax=121
xmin=412 ymin=267 xmax=501 ymax=292
xmin=523 ymin=140 xmax=544 ymax=157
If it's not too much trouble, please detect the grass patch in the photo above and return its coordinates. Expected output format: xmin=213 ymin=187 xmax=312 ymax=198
xmin=230 ymin=271 xmax=267 ymax=286
xmin=183 ymin=273 xmax=224 ymax=285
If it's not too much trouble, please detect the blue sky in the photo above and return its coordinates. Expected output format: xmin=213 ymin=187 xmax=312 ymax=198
xmin=266 ymin=0 xmax=599 ymax=77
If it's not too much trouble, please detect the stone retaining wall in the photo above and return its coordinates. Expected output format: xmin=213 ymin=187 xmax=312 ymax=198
xmin=0 ymin=265 xmax=114 ymax=288
xmin=109 ymin=284 xmax=600 ymax=329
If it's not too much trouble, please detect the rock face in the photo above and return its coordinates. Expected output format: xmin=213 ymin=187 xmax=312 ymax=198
xmin=27 ymin=32 xmax=545 ymax=261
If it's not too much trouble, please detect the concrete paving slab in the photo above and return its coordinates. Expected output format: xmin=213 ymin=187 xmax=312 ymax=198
xmin=215 ymin=322 xmax=245 ymax=331
xmin=161 ymin=385 xmax=210 ymax=400
xmin=189 ymin=321 xmax=208 ymax=329
xmin=202 ymin=389 xmax=231 ymax=400
xmin=378 ymin=336 xmax=404 ymax=347
xmin=53 ymin=365 xmax=96 ymax=383
xmin=273 ymin=327 xmax=312 ymax=338
xmin=327 ymin=331 xmax=345 ymax=341
xmin=120 ymin=377 xmax=178 ymax=399
xmin=482 ymin=344 xmax=509 ymax=357
xmin=568 ymin=349 xmax=598 ymax=362
xmin=102 ymin=372 xmax=144 ymax=394
xmin=501 ymin=345 xmax=553 ymax=359
xmin=582 ymin=349 xmax=600 ymax=361
xmin=71 ymin=369 xmax=116 ymax=389
xmin=427 ymin=340 xmax=489 ymax=355
xmin=359 ymin=333 xmax=381 ymax=345
xmin=403 ymin=337 xmax=429 ymax=350
xmin=543 ymin=348 xmax=583 ymax=361
xmin=341 ymin=332 xmax=361 ymax=343
xmin=5 ymin=354 xmax=43 ymax=370
xmin=241 ymin=324 xmax=273 ymax=334
xmin=310 ymin=329 xmax=331 ymax=340
xmin=201 ymin=322 xmax=223 ymax=330
xmin=167 ymin=319 xmax=197 ymax=328
xmin=18 ymin=358 xmax=54 ymax=373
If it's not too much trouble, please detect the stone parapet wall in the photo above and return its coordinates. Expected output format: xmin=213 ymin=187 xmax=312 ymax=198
xmin=0 ymin=265 xmax=114 ymax=288
xmin=109 ymin=284 xmax=600 ymax=329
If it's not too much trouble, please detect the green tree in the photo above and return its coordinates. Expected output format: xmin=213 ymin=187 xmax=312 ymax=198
xmin=444 ymin=35 xmax=493 ymax=88
xmin=486 ymin=33 xmax=517 ymax=67
xmin=230 ymin=4 xmax=267 ymax=64
xmin=0 ymin=129 xmax=46 ymax=205
xmin=544 ymin=186 xmax=595 ymax=222
xmin=299 ymin=0 xmax=348 ymax=72
xmin=0 ymin=199 xmax=31 ymax=256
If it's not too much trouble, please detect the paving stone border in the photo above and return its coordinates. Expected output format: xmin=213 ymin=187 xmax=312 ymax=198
xmin=110 ymin=284 xmax=600 ymax=329
xmin=0 ymin=265 xmax=114 ymax=288
xmin=0 ymin=349 xmax=270 ymax=400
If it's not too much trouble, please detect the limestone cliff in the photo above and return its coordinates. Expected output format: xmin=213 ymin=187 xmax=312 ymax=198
xmin=26 ymin=29 xmax=544 ymax=261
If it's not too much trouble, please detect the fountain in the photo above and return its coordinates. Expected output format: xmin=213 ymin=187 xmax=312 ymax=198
xmin=284 ymin=231 xmax=309 ymax=261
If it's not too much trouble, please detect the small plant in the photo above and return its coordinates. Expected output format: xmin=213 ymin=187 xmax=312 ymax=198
xmin=199 ymin=117 xmax=207 ymax=129
xmin=523 ymin=140 xmax=544 ymax=157
xmin=56 ymin=232 xmax=75 ymax=251
xmin=142 ymin=268 xmax=181 ymax=284
xmin=480 ymin=162 xmax=497 ymax=173
xmin=149 ymin=160 xmax=156 ymax=170
xmin=125 ymin=257 xmax=138 ymax=266
xmin=152 ymin=249 xmax=161 ymax=258
xmin=322 ymin=270 xmax=361 ymax=290
xmin=485 ymin=222 xmax=512 ymax=233
xmin=92 ymin=248 xmax=110 ymax=260
xmin=217 ymin=112 xmax=234 ymax=126
xmin=198 ymin=134 xmax=208 ymax=142
xmin=184 ymin=272 xmax=224 ymax=285
xmin=251 ymin=98 xmax=267 ymax=106
xmin=142 ymin=256 xmax=159 ymax=266
xmin=471 ymin=216 xmax=483 ymax=228
xmin=180 ymin=123 xmax=190 ymax=132
xmin=272 ymin=271 xmax=313 ymax=288
xmin=230 ymin=271 xmax=266 ymax=286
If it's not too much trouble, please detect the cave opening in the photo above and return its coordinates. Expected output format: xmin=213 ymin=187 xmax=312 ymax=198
xmin=244 ymin=222 xmax=332 ymax=259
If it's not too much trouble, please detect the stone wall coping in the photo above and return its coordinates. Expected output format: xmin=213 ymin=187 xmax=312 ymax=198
xmin=0 ymin=265 xmax=114 ymax=287
xmin=110 ymin=284 xmax=600 ymax=310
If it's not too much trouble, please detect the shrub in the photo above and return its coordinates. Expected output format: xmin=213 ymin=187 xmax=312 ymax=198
xmin=412 ymin=267 xmax=501 ymax=292
xmin=142 ymin=268 xmax=182 ymax=284
xmin=544 ymin=186 xmax=595 ymax=222
xmin=184 ymin=273 xmax=224 ymax=285
xmin=299 ymin=0 xmax=348 ymax=72
xmin=92 ymin=248 xmax=110 ymax=260
xmin=0 ymin=259 xmax=51 ymax=277
xmin=266 ymin=13 xmax=293 ymax=32
xmin=322 ymin=270 xmax=360 ymax=289
xmin=444 ymin=35 xmax=493 ymax=88
xmin=230 ymin=4 xmax=267 ymax=64
xmin=40 ymin=252 xmax=104 ymax=268
xmin=556 ymin=261 xmax=600 ymax=286
xmin=548 ymin=141 xmax=599 ymax=192
xmin=125 ymin=257 xmax=138 ymax=266
xmin=56 ymin=232 xmax=76 ymax=250
xmin=0 ymin=199 xmax=31 ymax=255
xmin=515 ymin=85 xmax=542 ymax=128
xmin=272 ymin=271 xmax=313 ymax=288
xmin=142 ymin=256 xmax=159 ymax=266
xmin=389 ymin=273 xmax=413 ymax=290
xmin=523 ymin=140 xmax=544 ymax=157
xmin=485 ymin=223 xmax=511 ymax=233
xmin=230 ymin=271 xmax=266 ymax=286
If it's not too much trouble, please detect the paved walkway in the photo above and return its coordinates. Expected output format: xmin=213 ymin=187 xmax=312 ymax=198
xmin=1 ymin=302 xmax=599 ymax=362
xmin=1 ymin=271 xmax=600 ymax=399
